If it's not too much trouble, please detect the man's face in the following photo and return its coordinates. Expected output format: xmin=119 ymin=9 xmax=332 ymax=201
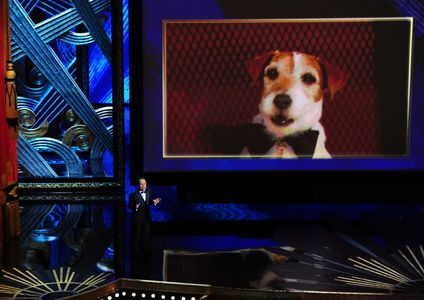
xmin=139 ymin=179 xmax=147 ymax=190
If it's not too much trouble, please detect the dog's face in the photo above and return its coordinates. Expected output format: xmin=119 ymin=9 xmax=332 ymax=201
xmin=246 ymin=51 xmax=345 ymax=138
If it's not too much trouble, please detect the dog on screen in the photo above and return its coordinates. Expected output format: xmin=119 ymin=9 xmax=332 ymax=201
xmin=244 ymin=50 xmax=346 ymax=158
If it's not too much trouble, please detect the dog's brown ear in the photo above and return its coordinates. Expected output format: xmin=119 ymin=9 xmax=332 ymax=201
xmin=319 ymin=59 xmax=347 ymax=100
xmin=245 ymin=52 xmax=275 ymax=83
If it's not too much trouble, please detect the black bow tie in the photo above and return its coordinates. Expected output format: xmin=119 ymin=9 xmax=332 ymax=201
xmin=140 ymin=190 xmax=146 ymax=193
xmin=244 ymin=124 xmax=319 ymax=156
xmin=211 ymin=124 xmax=319 ymax=157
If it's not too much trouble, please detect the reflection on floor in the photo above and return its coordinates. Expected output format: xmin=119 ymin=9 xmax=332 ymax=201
xmin=0 ymin=198 xmax=116 ymax=299
xmin=1 ymin=195 xmax=424 ymax=298
xmin=152 ymin=220 xmax=424 ymax=294
xmin=2 ymin=202 xmax=115 ymax=273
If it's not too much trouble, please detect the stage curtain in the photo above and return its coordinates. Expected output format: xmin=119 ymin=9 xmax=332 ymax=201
xmin=1 ymin=0 xmax=18 ymax=240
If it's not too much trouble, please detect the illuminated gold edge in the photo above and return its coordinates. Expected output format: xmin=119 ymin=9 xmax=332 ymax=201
xmin=161 ymin=17 xmax=414 ymax=159
xmin=162 ymin=20 xmax=168 ymax=159
xmin=406 ymin=18 xmax=413 ymax=159
xmin=19 ymin=182 xmax=121 ymax=189
xmin=162 ymin=154 xmax=411 ymax=159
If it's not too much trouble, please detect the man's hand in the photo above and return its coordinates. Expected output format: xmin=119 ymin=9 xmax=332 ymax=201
xmin=135 ymin=203 xmax=141 ymax=211
xmin=153 ymin=198 xmax=161 ymax=206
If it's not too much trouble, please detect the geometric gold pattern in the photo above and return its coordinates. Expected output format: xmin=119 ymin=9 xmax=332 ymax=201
xmin=0 ymin=267 xmax=110 ymax=299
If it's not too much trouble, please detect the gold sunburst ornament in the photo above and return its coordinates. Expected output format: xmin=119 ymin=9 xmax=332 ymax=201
xmin=335 ymin=245 xmax=424 ymax=293
xmin=0 ymin=267 xmax=110 ymax=299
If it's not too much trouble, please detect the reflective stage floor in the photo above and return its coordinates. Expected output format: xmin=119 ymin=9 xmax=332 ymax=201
xmin=2 ymin=194 xmax=424 ymax=299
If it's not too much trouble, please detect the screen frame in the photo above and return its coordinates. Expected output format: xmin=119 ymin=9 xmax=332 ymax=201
xmin=130 ymin=0 xmax=423 ymax=203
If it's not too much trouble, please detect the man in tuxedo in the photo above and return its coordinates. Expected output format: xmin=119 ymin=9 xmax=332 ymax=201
xmin=129 ymin=177 xmax=161 ymax=278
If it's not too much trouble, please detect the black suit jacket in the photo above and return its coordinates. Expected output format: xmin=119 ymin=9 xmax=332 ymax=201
xmin=128 ymin=188 xmax=154 ymax=223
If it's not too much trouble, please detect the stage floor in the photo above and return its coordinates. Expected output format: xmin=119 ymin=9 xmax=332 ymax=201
xmin=1 ymin=195 xmax=424 ymax=298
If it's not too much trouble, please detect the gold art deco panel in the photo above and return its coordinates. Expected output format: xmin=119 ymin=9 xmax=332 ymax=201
xmin=4 ymin=199 xmax=20 ymax=238
xmin=9 ymin=0 xmax=124 ymax=189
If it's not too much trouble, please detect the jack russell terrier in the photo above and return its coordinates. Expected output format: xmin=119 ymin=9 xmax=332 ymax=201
xmin=242 ymin=50 xmax=346 ymax=158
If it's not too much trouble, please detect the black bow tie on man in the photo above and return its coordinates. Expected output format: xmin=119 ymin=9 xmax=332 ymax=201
xmin=211 ymin=123 xmax=319 ymax=157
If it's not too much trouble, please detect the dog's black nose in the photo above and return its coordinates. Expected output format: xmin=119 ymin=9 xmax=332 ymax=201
xmin=273 ymin=94 xmax=292 ymax=109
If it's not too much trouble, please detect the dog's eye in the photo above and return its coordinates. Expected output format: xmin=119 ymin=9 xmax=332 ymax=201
xmin=265 ymin=68 xmax=279 ymax=80
xmin=302 ymin=73 xmax=317 ymax=85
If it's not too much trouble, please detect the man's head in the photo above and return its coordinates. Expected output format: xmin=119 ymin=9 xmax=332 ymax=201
xmin=138 ymin=177 xmax=147 ymax=191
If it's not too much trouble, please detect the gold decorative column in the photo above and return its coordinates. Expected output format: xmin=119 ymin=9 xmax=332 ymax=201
xmin=5 ymin=60 xmax=18 ymax=140
xmin=1 ymin=0 xmax=20 ymax=241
